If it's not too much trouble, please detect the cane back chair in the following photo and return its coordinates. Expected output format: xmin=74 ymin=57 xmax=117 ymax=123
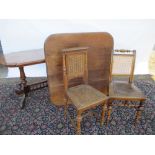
xmin=62 ymin=47 xmax=108 ymax=134
xmin=107 ymin=49 xmax=146 ymax=125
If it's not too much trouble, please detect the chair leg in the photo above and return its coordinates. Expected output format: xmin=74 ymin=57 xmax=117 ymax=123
xmin=100 ymin=101 xmax=107 ymax=126
xmin=77 ymin=111 xmax=82 ymax=135
xmin=124 ymin=100 xmax=128 ymax=106
xmin=134 ymin=101 xmax=144 ymax=126
xmin=64 ymin=97 xmax=69 ymax=134
xmin=64 ymin=97 xmax=69 ymax=119
xmin=106 ymin=100 xmax=112 ymax=125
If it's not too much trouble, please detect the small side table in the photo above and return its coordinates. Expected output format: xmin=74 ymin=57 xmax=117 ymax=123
xmin=0 ymin=49 xmax=47 ymax=109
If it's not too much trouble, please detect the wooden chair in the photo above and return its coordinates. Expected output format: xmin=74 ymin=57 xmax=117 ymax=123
xmin=62 ymin=47 xmax=108 ymax=134
xmin=107 ymin=49 xmax=146 ymax=125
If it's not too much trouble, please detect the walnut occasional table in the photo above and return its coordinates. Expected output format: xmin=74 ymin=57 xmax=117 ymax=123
xmin=0 ymin=49 xmax=47 ymax=109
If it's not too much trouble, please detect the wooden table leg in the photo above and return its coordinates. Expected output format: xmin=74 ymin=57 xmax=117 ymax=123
xmin=15 ymin=66 xmax=28 ymax=95
xmin=18 ymin=66 xmax=29 ymax=109
xmin=19 ymin=66 xmax=27 ymax=86
xmin=15 ymin=66 xmax=48 ymax=109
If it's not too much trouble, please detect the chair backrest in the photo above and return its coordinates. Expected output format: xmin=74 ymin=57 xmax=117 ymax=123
xmin=62 ymin=47 xmax=88 ymax=91
xmin=110 ymin=49 xmax=136 ymax=83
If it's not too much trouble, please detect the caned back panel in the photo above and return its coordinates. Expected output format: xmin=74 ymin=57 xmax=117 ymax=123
xmin=66 ymin=52 xmax=86 ymax=80
xmin=111 ymin=50 xmax=136 ymax=83
xmin=112 ymin=55 xmax=134 ymax=75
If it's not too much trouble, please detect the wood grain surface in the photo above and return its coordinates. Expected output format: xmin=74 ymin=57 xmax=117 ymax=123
xmin=44 ymin=32 xmax=114 ymax=105
xmin=0 ymin=49 xmax=45 ymax=67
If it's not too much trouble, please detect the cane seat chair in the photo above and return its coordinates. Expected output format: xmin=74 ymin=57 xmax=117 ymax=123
xmin=107 ymin=49 xmax=146 ymax=125
xmin=62 ymin=47 xmax=108 ymax=134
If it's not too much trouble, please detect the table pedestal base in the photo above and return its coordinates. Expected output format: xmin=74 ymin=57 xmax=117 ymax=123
xmin=15 ymin=66 xmax=48 ymax=109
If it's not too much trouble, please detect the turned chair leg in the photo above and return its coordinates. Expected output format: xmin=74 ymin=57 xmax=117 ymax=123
xmin=77 ymin=111 xmax=82 ymax=135
xmin=64 ymin=97 xmax=69 ymax=119
xmin=106 ymin=100 xmax=112 ymax=125
xmin=124 ymin=100 xmax=128 ymax=106
xmin=64 ymin=97 xmax=69 ymax=134
xmin=100 ymin=101 xmax=107 ymax=126
xmin=134 ymin=101 xmax=144 ymax=126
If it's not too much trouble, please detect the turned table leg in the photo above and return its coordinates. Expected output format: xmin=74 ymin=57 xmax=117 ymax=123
xmin=19 ymin=66 xmax=27 ymax=86
xmin=15 ymin=66 xmax=28 ymax=95
xmin=18 ymin=66 xmax=29 ymax=109
xmin=15 ymin=66 xmax=48 ymax=109
xmin=18 ymin=66 xmax=48 ymax=93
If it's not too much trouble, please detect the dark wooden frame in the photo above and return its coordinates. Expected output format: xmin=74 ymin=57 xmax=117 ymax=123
xmin=62 ymin=47 xmax=107 ymax=134
xmin=107 ymin=49 xmax=146 ymax=125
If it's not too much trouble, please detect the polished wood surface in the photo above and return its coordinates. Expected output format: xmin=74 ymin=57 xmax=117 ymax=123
xmin=0 ymin=49 xmax=45 ymax=67
xmin=44 ymin=32 xmax=114 ymax=105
